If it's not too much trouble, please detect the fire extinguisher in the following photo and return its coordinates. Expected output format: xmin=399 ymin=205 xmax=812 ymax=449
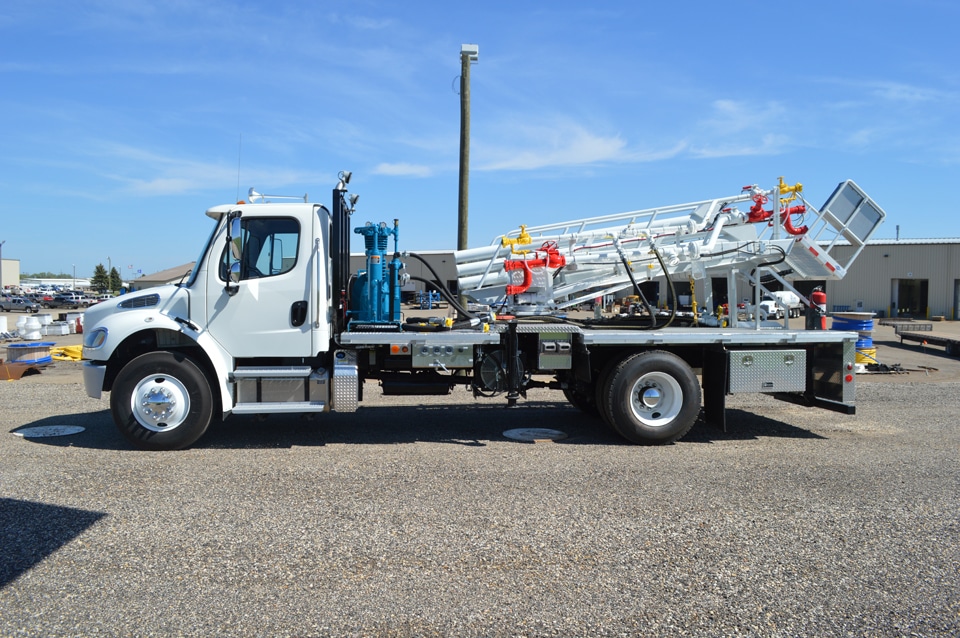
xmin=810 ymin=287 xmax=827 ymax=330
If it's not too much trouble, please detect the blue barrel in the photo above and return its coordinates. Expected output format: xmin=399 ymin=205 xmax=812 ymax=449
xmin=831 ymin=317 xmax=874 ymax=332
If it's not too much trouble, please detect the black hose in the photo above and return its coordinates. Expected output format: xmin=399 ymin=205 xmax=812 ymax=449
xmin=407 ymin=253 xmax=475 ymax=317
xmin=407 ymin=253 xmax=477 ymax=319
xmin=616 ymin=252 xmax=658 ymax=328
xmin=650 ymin=247 xmax=677 ymax=329
xmin=749 ymin=245 xmax=787 ymax=282
xmin=401 ymin=322 xmax=447 ymax=332
xmin=408 ymin=275 xmax=476 ymax=319
xmin=748 ymin=246 xmax=788 ymax=311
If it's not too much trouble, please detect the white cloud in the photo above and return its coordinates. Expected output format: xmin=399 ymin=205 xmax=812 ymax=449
xmin=683 ymin=100 xmax=792 ymax=159
xmin=477 ymin=121 xmax=631 ymax=171
xmin=84 ymin=142 xmax=316 ymax=197
xmin=837 ymin=79 xmax=954 ymax=104
xmin=689 ymin=134 xmax=790 ymax=159
xmin=340 ymin=15 xmax=394 ymax=30
xmin=843 ymin=128 xmax=880 ymax=148
xmin=373 ymin=162 xmax=433 ymax=177
xmin=699 ymin=99 xmax=786 ymax=135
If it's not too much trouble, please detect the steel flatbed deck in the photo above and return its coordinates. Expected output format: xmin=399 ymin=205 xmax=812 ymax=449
xmin=338 ymin=325 xmax=856 ymax=348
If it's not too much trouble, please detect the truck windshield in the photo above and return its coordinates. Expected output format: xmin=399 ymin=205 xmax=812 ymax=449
xmin=182 ymin=217 xmax=221 ymax=288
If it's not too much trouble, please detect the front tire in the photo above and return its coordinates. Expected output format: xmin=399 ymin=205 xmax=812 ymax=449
xmin=110 ymin=351 xmax=213 ymax=451
xmin=600 ymin=350 xmax=701 ymax=445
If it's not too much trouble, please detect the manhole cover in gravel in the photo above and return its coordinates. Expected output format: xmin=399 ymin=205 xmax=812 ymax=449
xmin=502 ymin=428 xmax=567 ymax=442
xmin=13 ymin=425 xmax=86 ymax=438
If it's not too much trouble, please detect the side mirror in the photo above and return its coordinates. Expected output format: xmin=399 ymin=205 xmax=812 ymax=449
xmin=225 ymin=212 xmax=243 ymax=296
xmin=229 ymin=217 xmax=242 ymax=258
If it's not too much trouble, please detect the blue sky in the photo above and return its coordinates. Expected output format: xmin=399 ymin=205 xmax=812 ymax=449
xmin=2 ymin=0 xmax=958 ymax=279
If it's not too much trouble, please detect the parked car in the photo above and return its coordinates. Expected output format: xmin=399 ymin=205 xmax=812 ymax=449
xmin=0 ymin=296 xmax=41 ymax=313
xmin=47 ymin=293 xmax=90 ymax=309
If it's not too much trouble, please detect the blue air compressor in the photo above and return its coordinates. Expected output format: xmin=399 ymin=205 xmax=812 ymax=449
xmin=348 ymin=219 xmax=403 ymax=329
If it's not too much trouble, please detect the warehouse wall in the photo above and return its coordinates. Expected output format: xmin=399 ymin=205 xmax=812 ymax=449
xmin=826 ymin=241 xmax=960 ymax=319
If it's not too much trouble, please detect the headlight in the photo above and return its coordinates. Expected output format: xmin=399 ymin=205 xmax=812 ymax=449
xmin=83 ymin=327 xmax=108 ymax=349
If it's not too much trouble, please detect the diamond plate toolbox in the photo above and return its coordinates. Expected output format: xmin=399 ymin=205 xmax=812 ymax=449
xmin=728 ymin=349 xmax=806 ymax=393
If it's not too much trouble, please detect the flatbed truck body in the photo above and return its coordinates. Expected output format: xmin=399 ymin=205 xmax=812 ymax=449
xmin=81 ymin=173 xmax=882 ymax=450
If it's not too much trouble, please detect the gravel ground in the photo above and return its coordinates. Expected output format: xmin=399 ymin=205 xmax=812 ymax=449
xmin=1 ymin=353 xmax=959 ymax=636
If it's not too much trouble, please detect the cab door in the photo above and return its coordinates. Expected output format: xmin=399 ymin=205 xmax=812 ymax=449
xmin=204 ymin=209 xmax=314 ymax=358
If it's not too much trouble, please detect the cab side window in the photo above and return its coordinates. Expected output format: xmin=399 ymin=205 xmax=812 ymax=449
xmin=220 ymin=217 xmax=300 ymax=281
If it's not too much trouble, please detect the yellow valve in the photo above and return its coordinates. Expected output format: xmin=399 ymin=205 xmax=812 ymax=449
xmin=501 ymin=225 xmax=533 ymax=254
xmin=444 ymin=317 xmax=454 ymax=328
xmin=778 ymin=176 xmax=803 ymax=205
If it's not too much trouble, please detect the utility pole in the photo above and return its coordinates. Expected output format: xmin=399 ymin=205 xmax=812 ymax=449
xmin=0 ymin=240 xmax=5 ymax=294
xmin=457 ymin=44 xmax=479 ymax=255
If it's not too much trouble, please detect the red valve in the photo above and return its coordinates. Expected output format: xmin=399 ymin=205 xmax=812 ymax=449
xmin=781 ymin=205 xmax=808 ymax=235
xmin=503 ymin=242 xmax=566 ymax=295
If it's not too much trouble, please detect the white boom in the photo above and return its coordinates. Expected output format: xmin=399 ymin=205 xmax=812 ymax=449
xmin=455 ymin=178 xmax=885 ymax=318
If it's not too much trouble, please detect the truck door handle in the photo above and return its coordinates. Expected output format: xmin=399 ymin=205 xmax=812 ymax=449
xmin=291 ymin=301 xmax=308 ymax=327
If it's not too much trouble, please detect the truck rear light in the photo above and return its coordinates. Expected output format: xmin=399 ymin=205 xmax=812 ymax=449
xmin=845 ymin=374 xmax=853 ymax=383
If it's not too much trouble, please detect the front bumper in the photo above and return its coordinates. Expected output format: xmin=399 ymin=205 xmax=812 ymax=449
xmin=83 ymin=361 xmax=107 ymax=399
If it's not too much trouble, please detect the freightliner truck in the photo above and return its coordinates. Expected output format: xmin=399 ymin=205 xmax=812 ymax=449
xmin=82 ymin=172 xmax=885 ymax=450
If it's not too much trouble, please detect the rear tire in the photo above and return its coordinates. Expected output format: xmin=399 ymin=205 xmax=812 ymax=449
xmin=601 ymin=350 xmax=701 ymax=445
xmin=563 ymin=385 xmax=599 ymax=416
xmin=110 ymin=351 xmax=213 ymax=451
xmin=595 ymin=359 xmax=621 ymax=430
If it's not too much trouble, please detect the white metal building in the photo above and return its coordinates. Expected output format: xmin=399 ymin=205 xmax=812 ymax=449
xmin=824 ymin=239 xmax=960 ymax=319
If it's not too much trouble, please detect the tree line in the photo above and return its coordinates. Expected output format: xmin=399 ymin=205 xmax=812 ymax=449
xmin=23 ymin=264 xmax=123 ymax=292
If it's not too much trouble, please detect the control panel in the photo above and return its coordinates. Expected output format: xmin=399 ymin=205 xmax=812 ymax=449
xmin=411 ymin=341 xmax=475 ymax=369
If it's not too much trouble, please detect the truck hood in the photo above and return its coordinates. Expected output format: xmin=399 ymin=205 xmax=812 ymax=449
xmin=83 ymin=284 xmax=189 ymax=332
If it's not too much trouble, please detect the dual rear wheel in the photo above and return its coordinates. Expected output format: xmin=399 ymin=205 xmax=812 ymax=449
xmin=568 ymin=350 xmax=701 ymax=445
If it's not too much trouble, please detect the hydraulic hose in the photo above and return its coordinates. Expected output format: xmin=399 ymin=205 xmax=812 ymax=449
xmin=749 ymin=245 xmax=787 ymax=282
xmin=616 ymin=252 xmax=658 ymax=329
xmin=651 ymin=246 xmax=677 ymax=329
xmin=569 ymin=246 xmax=678 ymax=331
xmin=407 ymin=253 xmax=478 ymax=319
xmin=408 ymin=275 xmax=476 ymax=319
